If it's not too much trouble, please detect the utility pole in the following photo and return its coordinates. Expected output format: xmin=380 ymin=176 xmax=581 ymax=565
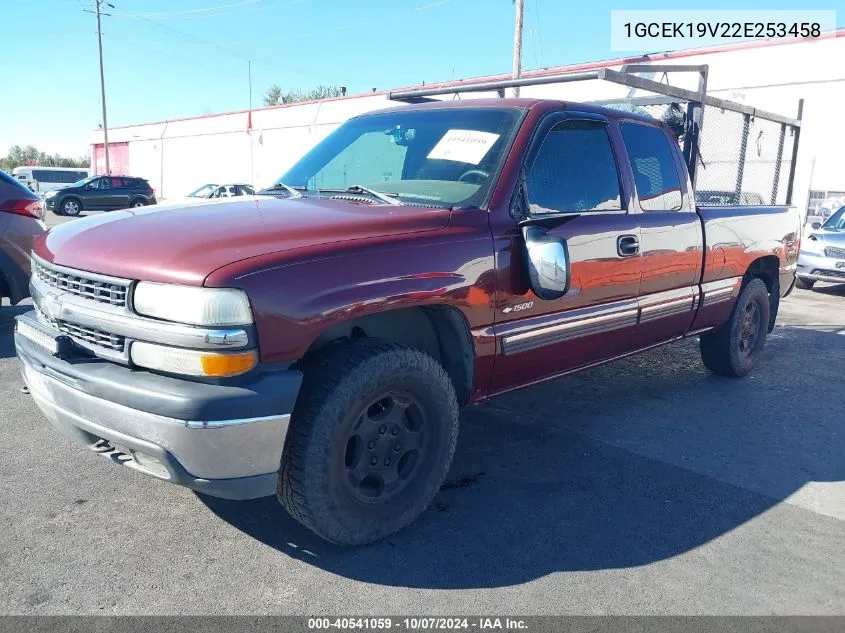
xmin=248 ymin=60 xmax=253 ymax=110
xmin=512 ymin=0 xmax=524 ymax=97
xmin=95 ymin=0 xmax=110 ymax=175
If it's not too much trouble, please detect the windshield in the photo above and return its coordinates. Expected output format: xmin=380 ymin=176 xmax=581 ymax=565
xmin=822 ymin=206 xmax=845 ymax=229
xmin=277 ymin=107 xmax=524 ymax=207
xmin=71 ymin=176 xmax=96 ymax=187
xmin=188 ymin=184 xmax=217 ymax=197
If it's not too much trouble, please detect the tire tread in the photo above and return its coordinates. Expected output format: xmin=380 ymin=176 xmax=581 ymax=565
xmin=278 ymin=338 xmax=459 ymax=545
xmin=699 ymin=277 xmax=770 ymax=377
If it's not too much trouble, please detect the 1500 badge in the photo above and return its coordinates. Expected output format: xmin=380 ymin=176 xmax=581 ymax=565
xmin=502 ymin=301 xmax=534 ymax=314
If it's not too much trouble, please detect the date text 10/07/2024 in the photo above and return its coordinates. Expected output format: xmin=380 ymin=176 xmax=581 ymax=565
xmin=307 ymin=618 xmax=528 ymax=630
xmin=623 ymin=22 xmax=821 ymax=38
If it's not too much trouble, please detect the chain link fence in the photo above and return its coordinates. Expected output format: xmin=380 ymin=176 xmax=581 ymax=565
xmin=605 ymin=100 xmax=798 ymax=206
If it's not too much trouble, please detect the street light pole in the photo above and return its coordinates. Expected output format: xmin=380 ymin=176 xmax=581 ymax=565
xmin=512 ymin=0 xmax=524 ymax=97
xmin=95 ymin=0 xmax=110 ymax=175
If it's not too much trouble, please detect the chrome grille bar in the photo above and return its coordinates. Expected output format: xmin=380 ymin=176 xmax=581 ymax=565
xmin=35 ymin=305 xmax=126 ymax=353
xmin=56 ymin=320 xmax=126 ymax=351
xmin=32 ymin=257 xmax=129 ymax=307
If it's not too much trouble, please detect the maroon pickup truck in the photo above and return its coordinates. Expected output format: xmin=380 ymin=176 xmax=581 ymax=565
xmin=15 ymin=98 xmax=801 ymax=545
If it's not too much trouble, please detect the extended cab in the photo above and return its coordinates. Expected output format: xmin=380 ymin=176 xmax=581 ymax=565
xmin=15 ymin=98 xmax=801 ymax=545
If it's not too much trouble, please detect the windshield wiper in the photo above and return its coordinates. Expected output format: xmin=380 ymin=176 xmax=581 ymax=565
xmin=265 ymin=183 xmax=304 ymax=198
xmin=344 ymin=185 xmax=404 ymax=206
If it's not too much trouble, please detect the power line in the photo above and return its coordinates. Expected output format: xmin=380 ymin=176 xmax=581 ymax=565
xmin=534 ymin=0 xmax=545 ymax=67
xmin=106 ymin=33 xmax=239 ymax=77
xmin=132 ymin=0 xmax=261 ymax=18
xmin=129 ymin=0 xmax=306 ymax=22
xmin=110 ymin=1 xmax=310 ymax=78
xmin=243 ymin=0 xmax=453 ymax=45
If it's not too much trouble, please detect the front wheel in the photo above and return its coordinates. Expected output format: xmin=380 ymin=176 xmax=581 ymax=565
xmin=278 ymin=339 xmax=459 ymax=545
xmin=699 ymin=278 xmax=770 ymax=377
xmin=61 ymin=199 xmax=81 ymax=216
xmin=795 ymin=276 xmax=815 ymax=290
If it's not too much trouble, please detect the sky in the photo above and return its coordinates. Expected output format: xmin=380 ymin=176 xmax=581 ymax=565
xmin=1 ymin=0 xmax=842 ymax=157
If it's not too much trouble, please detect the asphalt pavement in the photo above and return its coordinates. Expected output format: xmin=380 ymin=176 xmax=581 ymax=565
xmin=0 ymin=210 xmax=842 ymax=614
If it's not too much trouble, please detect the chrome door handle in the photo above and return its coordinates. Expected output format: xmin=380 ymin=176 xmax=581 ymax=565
xmin=617 ymin=235 xmax=640 ymax=257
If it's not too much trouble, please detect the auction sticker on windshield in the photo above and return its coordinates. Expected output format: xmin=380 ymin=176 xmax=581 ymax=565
xmin=427 ymin=130 xmax=500 ymax=165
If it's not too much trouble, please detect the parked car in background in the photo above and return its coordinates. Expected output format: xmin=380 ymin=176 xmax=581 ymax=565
xmin=186 ymin=183 xmax=218 ymax=198
xmin=815 ymin=196 xmax=845 ymax=219
xmin=160 ymin=183 xmax=255 ymax=207
xmin=695 ymin=190 xmax=766 ymax=205
xmin=184 ymin=183 xmax=254 ymax=199
xmin=206 ymin=183 xmax=255 ymax=198
xmin=0 ymin=170 xmax=45 ymax=305
xmin=796 ymin=205 xmax=845 ymax=289
xmin=45 ymin=175 xmax=156 ymax=216
xmin=12 ymin=166 xmax=91 ymax=194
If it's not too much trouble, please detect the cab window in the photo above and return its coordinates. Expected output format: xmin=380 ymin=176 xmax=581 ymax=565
xmin=620 ymin=122 xmax=683 ymax=211
xmin=527 ymin=119 xmax=623 ymax=215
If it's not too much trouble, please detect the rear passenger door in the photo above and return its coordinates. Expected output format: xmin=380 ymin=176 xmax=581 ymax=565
xmin=618 ymin=120 xmax=703 ymax=346
xmin=108 ymin=177 xmax=134 ymax=209
xmin=490 ymin=112 xmax=643 ymax=392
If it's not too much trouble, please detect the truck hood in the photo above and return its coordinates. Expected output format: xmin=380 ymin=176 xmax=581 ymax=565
xmin=35 ymin=196 xmax=452 ymax=285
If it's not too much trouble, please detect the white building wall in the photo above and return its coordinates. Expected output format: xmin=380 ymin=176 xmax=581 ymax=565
xmin=92 ymin=32 xmax=845 ymax=210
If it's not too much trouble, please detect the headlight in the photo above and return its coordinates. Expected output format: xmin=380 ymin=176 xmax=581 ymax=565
xmin=131 ymin=341 xmax=257 ymax=377
xmin=44 ymin=190 xmax=58 ymax=198
xmin=133 ymin=282 xmax=253 ymax=326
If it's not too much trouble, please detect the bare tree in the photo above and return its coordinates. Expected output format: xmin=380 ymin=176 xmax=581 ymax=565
xmin=262 ymin=84 xmax=342 ymax=106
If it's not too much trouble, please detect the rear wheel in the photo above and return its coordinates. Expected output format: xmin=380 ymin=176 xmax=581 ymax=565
xmin=130 ymin=198 xmax=146 ymax=208
xmin=795 ymin=276 xmax=815 ymax=290
xmin=278 ymin=339 xmax=459 ymax=545
xmin=700 ymin=278 xmax=770 ymax=377
xmin=61 ymin=198 xmax=81 ymax=216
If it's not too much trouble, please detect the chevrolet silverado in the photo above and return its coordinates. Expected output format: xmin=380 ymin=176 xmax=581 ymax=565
xmin=15 ymin=97 xmax=801 ymax=545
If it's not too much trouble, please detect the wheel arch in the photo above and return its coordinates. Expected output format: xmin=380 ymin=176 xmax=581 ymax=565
xmin=743 ymin=255 xmax=780 ymax=332
xmin=295 ymin=305 xmax=475 ymax=405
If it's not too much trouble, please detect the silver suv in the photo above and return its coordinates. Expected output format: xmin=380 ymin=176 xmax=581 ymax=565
xmin=797 ymin=205 xmax=845 ymax=289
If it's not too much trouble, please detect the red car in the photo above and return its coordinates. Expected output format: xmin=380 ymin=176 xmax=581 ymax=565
xmin=0 ymin=170 xmax=45 ymax=306
xmin=15 ymin=91 xmax=801 ymax=545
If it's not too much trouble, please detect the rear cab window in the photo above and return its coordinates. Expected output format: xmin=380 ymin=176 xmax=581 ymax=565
xmin=620 ymin=121 xmax=685 ymax=211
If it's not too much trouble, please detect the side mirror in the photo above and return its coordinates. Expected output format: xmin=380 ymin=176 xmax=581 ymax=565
xmin=811 ymin=222 xmax=821 ymax=230
xmin=521 ymin=224 xmax=570 ymax=300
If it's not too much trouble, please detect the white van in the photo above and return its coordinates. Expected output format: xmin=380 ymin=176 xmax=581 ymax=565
xmin=12 ymin=166 xmax=91 ymax=194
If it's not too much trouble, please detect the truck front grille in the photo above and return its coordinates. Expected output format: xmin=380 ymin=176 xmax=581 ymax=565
xmin=35 ymin=306 xmax=126 ymax=352
xmin=33 ymin=258 xmax=128 ymax=307
xmin=56 ymin=320 xmax=126 ymax=352
xmin=823 ymin=246 xmax=845 ymax=259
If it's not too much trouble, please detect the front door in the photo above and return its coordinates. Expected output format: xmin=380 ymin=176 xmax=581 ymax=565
xmin=490 ymin=113 xmax=643 ymax=394
xmin=81 ymin=177 xmax=108 ymax=209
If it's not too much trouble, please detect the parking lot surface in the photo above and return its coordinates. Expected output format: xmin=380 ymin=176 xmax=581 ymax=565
xmin=0 ymin=211 xmax=843 ymax=614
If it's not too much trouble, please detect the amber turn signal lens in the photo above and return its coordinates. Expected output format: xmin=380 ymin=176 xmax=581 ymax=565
xmin=200 ymin=351 xmax=257 ymax=377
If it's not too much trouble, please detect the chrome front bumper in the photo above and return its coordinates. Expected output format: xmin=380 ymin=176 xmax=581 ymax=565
xmin=20 ymin=355 xmax=287 ymax=499
xmin=796 ymin=251 xmax=845 ymax=284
